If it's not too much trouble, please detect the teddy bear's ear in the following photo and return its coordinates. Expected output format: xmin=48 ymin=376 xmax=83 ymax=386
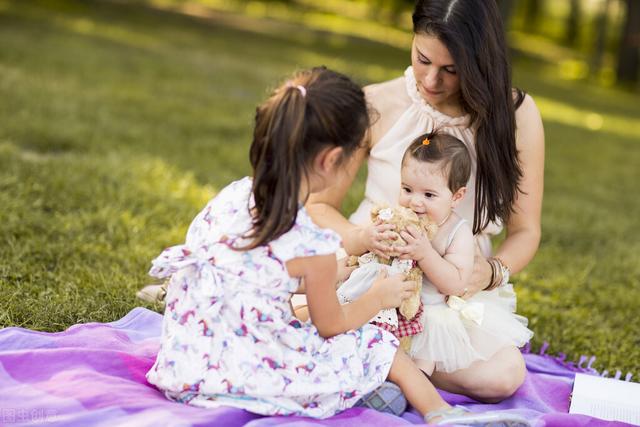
xmin=370 ymin=206 xmax=380 ymax=220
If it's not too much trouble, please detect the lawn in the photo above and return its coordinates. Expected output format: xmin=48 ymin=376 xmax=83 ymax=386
xmin=0 ymin=0 xmax=639 ymax=378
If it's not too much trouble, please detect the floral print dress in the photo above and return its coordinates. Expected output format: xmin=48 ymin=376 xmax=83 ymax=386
xmin=146 ymin=177 xmax=399 ymax=418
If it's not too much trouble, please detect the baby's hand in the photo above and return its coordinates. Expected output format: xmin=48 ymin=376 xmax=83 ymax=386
xmin=397 ymin=224 xmax=432 ymax=261
xmin=370 ymin=269 xmax=415 ymax=310
xmin=359 ymin=220 xmax=398 ymax=259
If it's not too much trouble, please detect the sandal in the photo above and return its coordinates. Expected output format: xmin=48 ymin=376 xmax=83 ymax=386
xmin=136 ymin=281 xmax=168 ymax=305
xmin=425 ymin=406 xmax=531 ymax=426
xmin=355 ymin=381 xmax=407 ymax=416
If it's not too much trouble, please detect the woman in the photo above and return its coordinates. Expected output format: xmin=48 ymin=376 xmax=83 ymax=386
xmin=307 ymin=0 xmax=544 ymax=403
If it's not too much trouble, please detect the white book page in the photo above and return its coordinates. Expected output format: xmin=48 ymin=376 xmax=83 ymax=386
xmin=570 ymin=373 xmax=640 ymax=425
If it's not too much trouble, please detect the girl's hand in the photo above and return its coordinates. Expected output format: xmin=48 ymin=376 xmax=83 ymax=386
xmin=358 ymin=220 xmax=398 ymax=259
xmin=336 ymin=256 xmax=357 ymax=284
xmin=397 ymin=224 xmax=432 ymax=261
xmin=370 ymin=269 xmax=415 ymax=310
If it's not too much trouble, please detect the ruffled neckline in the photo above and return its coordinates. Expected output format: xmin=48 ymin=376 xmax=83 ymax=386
xmin=404 ymin=66 xmax=470 ymax=128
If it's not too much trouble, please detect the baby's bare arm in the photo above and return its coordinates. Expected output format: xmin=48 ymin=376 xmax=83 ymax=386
xmin=413 ymin=223 xmax=475 ymax=296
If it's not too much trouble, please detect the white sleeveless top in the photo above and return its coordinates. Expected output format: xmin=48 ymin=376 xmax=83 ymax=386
xmin=349 ymin=66 xmax=502 ymax=257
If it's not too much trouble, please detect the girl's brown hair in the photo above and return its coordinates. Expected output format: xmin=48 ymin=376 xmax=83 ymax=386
xmin=412 ymin=0 xmax=526 ymax=234
xmin=242 ymin=67 xmax=369 ymax=250
xmin=402 ymin=130 xmax=471 ymax=192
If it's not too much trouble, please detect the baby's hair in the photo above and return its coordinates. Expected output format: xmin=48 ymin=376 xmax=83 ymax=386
xmin=402 ymin=130 xmax=471 ymax=192
xmin=241 ymin=67 xmax=369 ymax=250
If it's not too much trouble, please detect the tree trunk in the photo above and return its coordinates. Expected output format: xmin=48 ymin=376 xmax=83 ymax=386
xmin=591 ymin=0 xmax=612 ymax=76
xmin=524 ymin=0 xmax=543 ymax=32
xmin=616 ymin=0 xmax=640 ymax=84
xmin=565 ymin=0 xmax=581 ymax=46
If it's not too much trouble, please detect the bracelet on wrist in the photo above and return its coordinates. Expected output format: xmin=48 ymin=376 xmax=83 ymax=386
xmin=485 ymin=257 xmax=510 ymax=290
xmin=485 ymin=258 xmax=496 ymax=291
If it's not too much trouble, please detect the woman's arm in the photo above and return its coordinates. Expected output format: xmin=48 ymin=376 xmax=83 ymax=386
xmin=288 ymin=255 xmax=414 ymax=338
xmin=469 ymin=94 xmax=545 ymax=291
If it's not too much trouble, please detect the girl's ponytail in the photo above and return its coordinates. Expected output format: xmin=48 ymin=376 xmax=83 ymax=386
xmin=240 ymin=67 xmax=369 ymax=250
xmin=246 ymin=82 xmax=308 ymax=250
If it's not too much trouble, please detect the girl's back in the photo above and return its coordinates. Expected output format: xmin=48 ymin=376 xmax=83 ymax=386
xmin=146 ymin=176 xmax=398 ymax=418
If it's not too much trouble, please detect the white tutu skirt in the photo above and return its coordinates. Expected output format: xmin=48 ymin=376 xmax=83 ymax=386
xmin=410 ymin=284 xmax=533 ymax=373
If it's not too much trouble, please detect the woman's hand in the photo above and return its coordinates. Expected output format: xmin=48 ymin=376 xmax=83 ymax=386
xmin=370 ymin=269 xmax=415 ymax=310
xmin=358 ymin=220 xmax=398 ymax=259
xmin=465 ymin=243 xmax=493 ymax=298
xmin=397 ymin=224 xmax=432 ymax=261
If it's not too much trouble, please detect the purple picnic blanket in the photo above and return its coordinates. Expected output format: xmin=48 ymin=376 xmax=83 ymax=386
xmin=0 ymin=307 xmax=633 ymax=427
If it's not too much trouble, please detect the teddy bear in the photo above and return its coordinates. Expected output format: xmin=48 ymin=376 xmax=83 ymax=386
xmin=346 ymin=205 xmax=438 ymax=351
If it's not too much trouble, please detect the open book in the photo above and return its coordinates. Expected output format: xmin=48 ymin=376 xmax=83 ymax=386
xmin=570 ymin=373 xmax=640 ymax=425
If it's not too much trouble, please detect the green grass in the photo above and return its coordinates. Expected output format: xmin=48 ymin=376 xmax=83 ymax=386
xmin=1 ymin=0 xmax=639 ymax=378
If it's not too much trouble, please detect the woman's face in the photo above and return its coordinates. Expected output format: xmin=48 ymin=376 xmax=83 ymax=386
xmin=411 ymin=33 xmax=461 ymax=114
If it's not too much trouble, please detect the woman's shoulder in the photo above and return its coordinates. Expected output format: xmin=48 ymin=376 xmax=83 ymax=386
xmin=514 ymin=92 xmax=544 ymax=150
xmin=514 ymin=92 xmax=541 ymax=118
xmin=365 ymin=75 xmax=411 ymax=112
xmin=364 ymin=75 xmax=412 ymax=145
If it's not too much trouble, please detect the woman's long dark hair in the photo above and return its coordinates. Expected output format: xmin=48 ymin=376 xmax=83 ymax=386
xmin=413 ymin=0 xmax=526 ymax=234
xmin=241 ymin=67 xmax=369 ymax=250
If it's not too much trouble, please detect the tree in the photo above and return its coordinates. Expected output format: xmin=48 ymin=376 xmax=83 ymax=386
xmin=565 ymin=0 xmax=581 ymax=47
xmin=617 ymin=0 xmax=640 ymax=84
xmin=591 ymin=0 xmax=612 ymax=77
xmin=524 ymin=0 xmax=544 ymax=32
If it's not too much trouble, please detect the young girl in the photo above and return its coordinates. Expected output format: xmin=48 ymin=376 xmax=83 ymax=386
xmin=144 ymin=68 xmax=454 ymax=421
xmin=395 ymin=131 xmax=534 ymax=375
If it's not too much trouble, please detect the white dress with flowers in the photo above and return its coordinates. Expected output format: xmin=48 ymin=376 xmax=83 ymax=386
xmin=146 ymin=177 xmax=399 ymax=418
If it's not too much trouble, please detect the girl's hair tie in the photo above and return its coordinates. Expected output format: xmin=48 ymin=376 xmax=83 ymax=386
xmin=285 ymin=82 xmax=307 ymax=97
xmin=422 ymin=137 xmax=431 ymax=146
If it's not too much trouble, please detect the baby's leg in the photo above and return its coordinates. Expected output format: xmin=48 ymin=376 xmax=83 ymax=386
xmin=413 ymin=358 xmax=435 ymax=377
xmin=387 ymin=350 xmax=449 ymax=416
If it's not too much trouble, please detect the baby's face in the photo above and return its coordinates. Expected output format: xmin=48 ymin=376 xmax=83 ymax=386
xmin=399 ymin=157 xmax=454 ymax=225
